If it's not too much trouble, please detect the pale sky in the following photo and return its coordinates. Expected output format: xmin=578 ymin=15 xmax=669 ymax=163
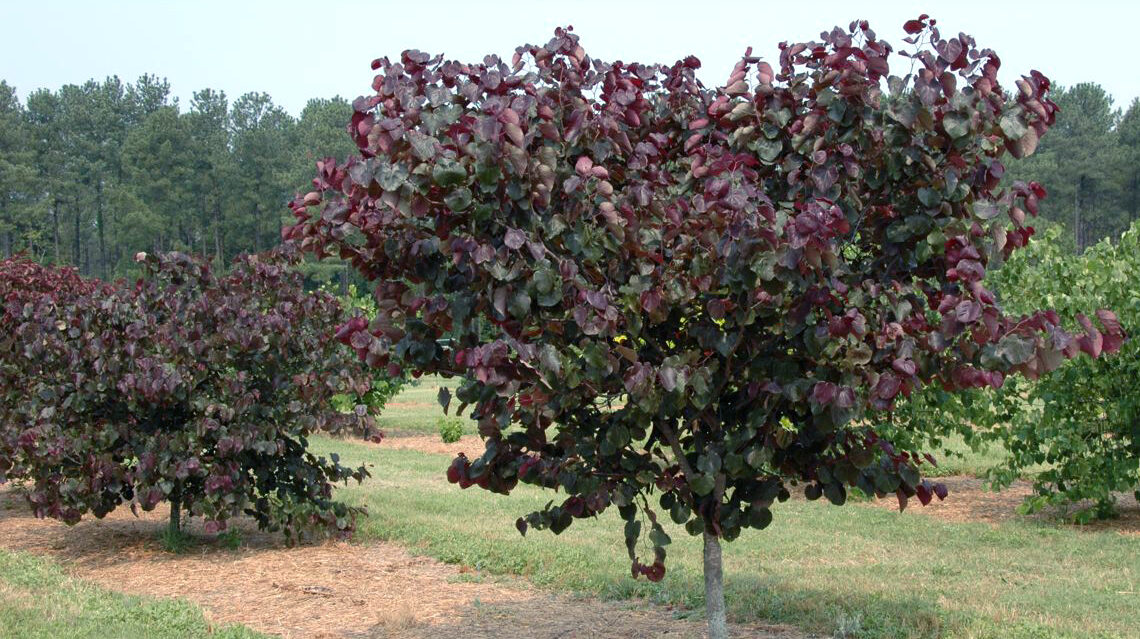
xmin=2 ymin=1 xmax=1137 ymax=115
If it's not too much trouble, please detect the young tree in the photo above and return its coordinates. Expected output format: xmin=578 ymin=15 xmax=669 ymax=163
xmin=285 ymin=18 xmax=1124 ymax=637
xmin=0 ymin=250 xmax=378 ymax=539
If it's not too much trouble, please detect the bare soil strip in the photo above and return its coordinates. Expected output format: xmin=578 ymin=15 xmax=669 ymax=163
xmin=0 ymin=488 xmax=805 ymax=639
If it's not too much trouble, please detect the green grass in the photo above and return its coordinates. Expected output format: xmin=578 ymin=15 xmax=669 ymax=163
xmin=0 ymin=549 xmax=264 ymax=639
xmin=375 ymin=376 xmax=473 ymax=436
xmin=378 ymin=381 xmax=1031 ymax=480
xmin=920 ymin=433 xmax=1012 ymax=477
xmin=314 ymin=436 xmax=1140 ymax=639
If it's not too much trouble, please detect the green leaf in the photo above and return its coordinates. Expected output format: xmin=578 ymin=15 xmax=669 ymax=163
xmin=444 ymin=187 xmax=472 ymax=211
xmin=649 ymin=526 xmax=672 ymax=547
xmin=432 ymin=160 xmax=468 ymax=187
xmin=942 ymin=113 xmax=970 ymax=139
xmin=999 ymin=113 xmax=1028 ymax=140
xmin=755 ymin=138 xmax=783 ymax=163
xmin=689 ymin=474 xmax=716 ymax=496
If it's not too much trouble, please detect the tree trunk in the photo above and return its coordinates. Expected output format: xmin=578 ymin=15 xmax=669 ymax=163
xmin=254 ymin=203 xmax=262 ymax=253
xmin=213 ymin=198 xmax=224 ymax=264
xmin=1073 ymin=177 xmax=1082 ymax=253
xmin=72 ymin=198 xmax=81 ymax=268
xmin=1129 ymin=172 xmax=1138 ymax=226
xmin=97 ymin=181 xmax=107 ymax=280
xmin=51 ymin=198 xmax=61 ymax=264
xmin=703 ymin=532 xmax=728 ymax=639
xmin=168 ymin=481 xmax=182 ymax=534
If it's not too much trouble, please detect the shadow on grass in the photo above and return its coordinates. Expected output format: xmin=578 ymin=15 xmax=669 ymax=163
xmin=0 ymin=486 xmax=319 ymax=568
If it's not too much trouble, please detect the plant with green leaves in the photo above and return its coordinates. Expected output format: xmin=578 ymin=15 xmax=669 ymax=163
xmin=285 ymin=17 xmax=1123 ymax=638
xmin=328 ymin=282 xmax=411 ymax=417
xmin=911 ymin=223 xmax=1138 ymax=521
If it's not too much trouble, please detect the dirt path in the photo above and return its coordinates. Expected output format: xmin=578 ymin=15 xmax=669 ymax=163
xmin=0 ymin=488 xmax=806 ymax=639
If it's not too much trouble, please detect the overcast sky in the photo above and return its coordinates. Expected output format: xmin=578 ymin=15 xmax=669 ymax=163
xmin=3 ymin=1 xmax=1136 ymax=115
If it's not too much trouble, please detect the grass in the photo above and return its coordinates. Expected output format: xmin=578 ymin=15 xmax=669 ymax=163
xmin=0 ymin=549 xmax=264 ymax=639
xmin=378 ymin=379 xmax=1034 ymax=478
xmin=375 ymin=376 xmax=471 ymax=436
xmin=918 ymin=433 xmax=1014 ymax=478
xmin=312 ymin=436 xmax=1140 ymax=639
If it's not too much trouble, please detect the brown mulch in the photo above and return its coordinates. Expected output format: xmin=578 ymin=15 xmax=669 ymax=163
xmin=0 ymin=487 xmax=807 ymax=639
xmin=859 ymin=474 xmax=1140 ymax=534
xmin=380 ymin=434 xmax=474 ymax=457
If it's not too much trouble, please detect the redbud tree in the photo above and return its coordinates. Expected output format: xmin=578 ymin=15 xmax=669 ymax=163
xmin=0 ymin=250 xmax=377 ymax=540
xmin=285 ymin=17 xmax=1123 ymax=637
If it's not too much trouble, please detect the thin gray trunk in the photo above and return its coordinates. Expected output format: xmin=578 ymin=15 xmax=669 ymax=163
xmin=168 ymin=481 xmax=182 ymax=534
xmin=72 ymin=198 xmax=80 ymax=268
xmin=1073 ymin=177 xmax=1082 ymax=253
xmin=97 ymin=181 xmax=107 ymax=280
xmin=703 ymin=532 xmax=727 ymax=639
xmin=213 ymin=198 xmax=224 ymax=263
xmin=254 ymin=203 xmax=262 ymax=253
xmin=51 ymin=198 xmax=60 ymax=263
xmin=1129 ymin=172 xmax=1137 ymax=226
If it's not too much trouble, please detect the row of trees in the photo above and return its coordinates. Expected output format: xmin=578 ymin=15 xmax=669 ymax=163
xmin=0 ymin=76 xmax=355 ymax=279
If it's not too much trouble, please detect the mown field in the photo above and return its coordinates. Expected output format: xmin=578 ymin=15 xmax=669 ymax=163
xmin=1 ymin=378 xmax=1137 ymax=639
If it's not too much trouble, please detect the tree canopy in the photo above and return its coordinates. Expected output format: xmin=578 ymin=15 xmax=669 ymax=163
xmin=285 ymin=17 xmax=1124 ymax=638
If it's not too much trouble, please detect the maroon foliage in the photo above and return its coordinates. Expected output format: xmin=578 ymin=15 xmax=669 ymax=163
xmin=0 ymin=248 xmax=375 ymax=539
xmin=284 ymin=19 xmax=1122 ymax=576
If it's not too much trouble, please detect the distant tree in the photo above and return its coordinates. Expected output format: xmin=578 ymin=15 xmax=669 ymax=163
xmin=1009 ymin=83 xmax=1122 ymax=249
xmin=230 ymin=92 xmax=295 ymax=253
xmin=286 ymin=18 xmax=1123 ymax=638
xmin=121 ymin=106 xmax=197 ymax=253
xmin=0 ymin=81 xmax=38 ymax=258
xmin=186 ymin=88 xmax=233 ymax=264
xmin=1117 ymin=98 xmax=1140 ymax=228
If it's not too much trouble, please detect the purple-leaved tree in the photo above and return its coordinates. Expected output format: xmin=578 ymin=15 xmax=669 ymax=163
xmin=285 ymin=17 xmax=1123 ymax=637
xmin=0 ymin=249 xmax=377 ymax=541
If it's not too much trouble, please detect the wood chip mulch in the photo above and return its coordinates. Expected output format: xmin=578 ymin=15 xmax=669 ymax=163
xmin=0 ymin=487 xmax=807 ymax=639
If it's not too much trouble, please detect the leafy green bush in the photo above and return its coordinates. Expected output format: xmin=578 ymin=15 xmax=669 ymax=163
xmin=987 ymin=223 xmax=1138 ymax=519
xmin=895 ymin=222 xmax=1137 ymax=520
xmin=437 ymin=416 xmax=464 ymax=444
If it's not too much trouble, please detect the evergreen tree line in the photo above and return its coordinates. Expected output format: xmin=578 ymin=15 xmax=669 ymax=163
xmin=1006 ymin=83 xmax=1140 ymax=251
xmin=0 ymin=75 xmax=356 ymax=280
xmin=0 ymin=75 xmax=1137 ymax=281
